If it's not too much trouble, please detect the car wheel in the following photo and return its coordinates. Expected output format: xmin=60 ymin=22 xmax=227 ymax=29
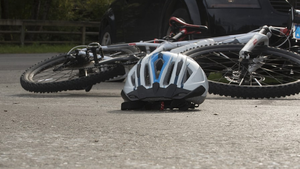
xmin=100 ymin=25 xmax=112 ymax=45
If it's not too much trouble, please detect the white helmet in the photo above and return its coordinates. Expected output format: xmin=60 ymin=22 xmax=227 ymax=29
xmin=121 ymin=51 xmax=208 ymax=110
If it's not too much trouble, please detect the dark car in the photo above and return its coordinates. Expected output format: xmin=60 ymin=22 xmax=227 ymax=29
xmin=99 ymin=0 xmax=300 ymax=45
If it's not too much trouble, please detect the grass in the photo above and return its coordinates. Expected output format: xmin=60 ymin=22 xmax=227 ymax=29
xmin=0 ymin=44 xmax=79 ymax=54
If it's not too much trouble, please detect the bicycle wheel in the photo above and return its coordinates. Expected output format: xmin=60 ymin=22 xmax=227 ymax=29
xmin=184 ymin=43 xmax=300 ymax=98
xmin=20 ymin=53 xmax=125 ymax=93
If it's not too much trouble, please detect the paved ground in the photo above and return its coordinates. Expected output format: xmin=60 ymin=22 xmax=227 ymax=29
xmin=1 ymin=53 xmax=300 ymax=168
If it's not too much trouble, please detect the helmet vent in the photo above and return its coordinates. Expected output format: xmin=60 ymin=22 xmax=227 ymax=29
xmin=183 ymin=67 xmax=192 ymax=83
xmin=176 ymin=60 xmax=183 ymax=76
xmin=155 ymin=59 xmax=164 ymax=79
xmin=144 ymin=64 xmax=151 ymax=86
xmin=131 ymin=74 xmax=136 ymax=88
xmin=163 ymin=62 xmax=175 ymax=85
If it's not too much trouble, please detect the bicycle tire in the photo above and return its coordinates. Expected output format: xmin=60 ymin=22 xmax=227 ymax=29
xmin=184 ymin=43 xmax=300 ymax=98
xmin=20 ymin=53 xmax=125 ymax=93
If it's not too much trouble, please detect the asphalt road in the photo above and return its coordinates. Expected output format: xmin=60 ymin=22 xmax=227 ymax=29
xmin=1 ymin=53 xmax=300 ymax=168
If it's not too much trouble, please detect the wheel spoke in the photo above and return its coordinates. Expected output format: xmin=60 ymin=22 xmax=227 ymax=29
xmin=34 ymin=68 xmax=77 ymax=83
xmin=196 ymin=48 xmax=300 ymax=86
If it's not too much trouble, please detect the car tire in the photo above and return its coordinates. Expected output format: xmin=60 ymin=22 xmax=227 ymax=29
xmin=99 ymin=25 xmax=112 ymax=45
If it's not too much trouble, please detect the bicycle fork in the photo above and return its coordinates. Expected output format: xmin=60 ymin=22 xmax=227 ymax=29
xmin=239 ymin=26 xmax=272 ymax=60
xmin=236 ymin=26 xmax=272 ymax=85
xmin=239 ymin=26 xmax=272 ymax=72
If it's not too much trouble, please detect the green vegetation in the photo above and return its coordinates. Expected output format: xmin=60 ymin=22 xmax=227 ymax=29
xmin=0 ymin=0 xmax=114 ymax=21
xmin=0 ymin=0 xmax=114 ymax=43
xmin=0 ymin=44 xmax=76 ymax=54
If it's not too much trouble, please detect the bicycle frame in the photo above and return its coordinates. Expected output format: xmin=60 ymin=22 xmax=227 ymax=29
xmin=98 ymin=28 xmax=283 ymax=63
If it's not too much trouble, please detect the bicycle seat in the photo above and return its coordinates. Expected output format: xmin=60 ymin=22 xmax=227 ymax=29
xmin=169 ymin=17 xmax=208 ymax=32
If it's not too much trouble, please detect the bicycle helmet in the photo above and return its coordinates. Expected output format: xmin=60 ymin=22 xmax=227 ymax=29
xmin=121 ymin=51 xmax=208 ymax=110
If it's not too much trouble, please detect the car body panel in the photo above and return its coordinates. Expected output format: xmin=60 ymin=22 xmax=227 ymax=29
xmin=202 ymin=0 xmax=289 ymax=36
